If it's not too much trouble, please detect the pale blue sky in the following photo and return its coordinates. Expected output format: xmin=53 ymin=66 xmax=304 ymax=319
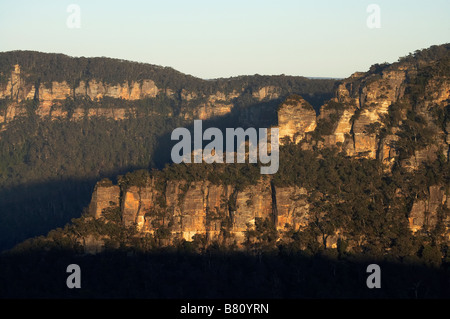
xmin=0 ymin=0 xmax=449 ymax=79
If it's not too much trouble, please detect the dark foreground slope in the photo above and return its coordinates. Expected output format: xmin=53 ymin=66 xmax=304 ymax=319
xmin=1 ymin=248 xmax=449 ymax=299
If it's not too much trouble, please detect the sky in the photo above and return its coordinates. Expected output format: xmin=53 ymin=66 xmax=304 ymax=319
xmin=0 ymin=0 xmax=449 ymax=79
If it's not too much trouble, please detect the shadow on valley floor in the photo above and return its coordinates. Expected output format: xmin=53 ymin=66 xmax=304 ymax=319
xmin=0 ymin=248 xmax=449 ymax=299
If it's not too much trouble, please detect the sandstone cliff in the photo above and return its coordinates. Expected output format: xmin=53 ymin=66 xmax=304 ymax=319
xmin=0 ymin=56 xmax=332 ymax=127
xmin=277 ymin=47 xmax=450 ymax=170
xmin=408 ymin=185 xmax=449 ymax=235
xmin=278 ymin=95 xmax=316 ymax=143
xmin=87 ymin=175 xmax=317 ymax=249
xmin=86 ymin=176 xmax=449 ymax=253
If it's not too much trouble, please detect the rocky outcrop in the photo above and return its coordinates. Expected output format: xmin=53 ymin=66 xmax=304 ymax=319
xmin=252 ymin=86 xmax=281 ymax=101
xmin=378 ymin=132 xmax=399 ymax=168
xmin=277 ymin=95 xmax=317 ymax=143
xmin=181 ymin=90 xmax=241 ymax=120
xmin=88 ymin=177 xmax=307 ymax=248
xmin=232 ymin=179 xmax=273 ymax=244
xmin=0 ymin=66 xmax=161 ymax=124
xmin=277 ymin=49 xmax=450 ymax=168
xmin=0 ymin=64 xmax=289 ymax=125
xmin=0 ymin=64 xmax=238 ymax=124
xmin=317 ymin=102 xmax=355 ymax=148
xmin=273 ymin=185 xmax=309 ymax=230
xmin=88 ymin=182 xmax=120 ymax=219
xmin=408 ymin=185 xmax=449 ymax=235
xmin=317 ymin=68 xmax=408 ymax=159
xmin=0 ymin=65 xmax=35 ymax=101
xmin=88 ymin=176 xmax=448 ymax=251
xmin=0 ymin=65 xmax=160 ymax=104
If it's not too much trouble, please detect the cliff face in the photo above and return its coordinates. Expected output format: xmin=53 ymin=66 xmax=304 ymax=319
xmin=0 ymin=65 xmax=159 ymax=104
xmin=87 ymin=177 xmax=449 ymax=252
xmin=0 ymin=65 xmax=162 ymax=124
xmin=0 ymin=63 xmax=320 ymax=126
xmin=252 ymin=85 xmax=281 ymax=101
xmin=408 ymin=185 xmax=449 ymax=235
xmin=277 ymin=51 xmax=450 ymax=169
xmin=88 ymin=183 xmax=121 ymax=219
xmin=88 ymin=176 xmax=314 ymax=249
xmin=182 ymin=90 xmax=241 ymax=121
xmin=278 ymin=95 xmax=316 ymax=143
xmin=0 ymin=64 xmax=219 ymax=124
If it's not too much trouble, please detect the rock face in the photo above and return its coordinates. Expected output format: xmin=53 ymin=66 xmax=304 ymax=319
xmin=252 ymin=86 xmax=281 ymax=101
xmin=183 ymin=90 xmax=241 ymax=121
xmin=0 ymin=64 xmax=290 ymax=125
xmin=88 ymin=183 xmax=121 ymax=219
xmin=273 ymin=185 xmax=309 ymax=230
xmin=232 ymin=179 xmax=273 ymax=244
xmin=88 ymin=177 xmax=450 ymax=251
xmin=409 ymin=185 xmax=449 ymax=235
xmin=277 ymin=95 xmax=317 ymax=143
xmin=0 ymin=65 xmax=162 ymax=124
xmin=277 ymin=50 xmax=450 ymax=167
xmin=314 ymin=68 xmax=409 ymax=159
xmin=0 ymin=53 xmax=337 ymax=132
xmin=0 ymin=64 xmax=233 ymax=124
xmin=88 ymin=177 xmax=310 ymax=247
xmin=0 ymin=66 xmax=159 ymax=105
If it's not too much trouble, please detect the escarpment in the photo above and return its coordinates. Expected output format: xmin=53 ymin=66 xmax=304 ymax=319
xmin=87 ymin=175 xmax=317 ymax=250
xmin=89 ymin=176 xmax=289 ymax=247
xmin=85 ymin=172 xmax=449 ymax=253
xmin=0 ymin=51 xmax=336 ymax=128
xmin=277 ymin=95 xmax=317 ymax=143
xmin=277 ymin=44 xmax=450 ymax=170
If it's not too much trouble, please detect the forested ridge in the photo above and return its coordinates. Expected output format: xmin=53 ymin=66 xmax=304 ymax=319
xmin=0 ymin=50 xmax=335 ymax=95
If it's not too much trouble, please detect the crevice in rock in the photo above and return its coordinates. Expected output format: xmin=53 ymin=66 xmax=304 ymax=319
xmin=135 ymin=187 xmax=142 ymax=225
xmin=271 ymin=180 xmax=278 ymax=227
